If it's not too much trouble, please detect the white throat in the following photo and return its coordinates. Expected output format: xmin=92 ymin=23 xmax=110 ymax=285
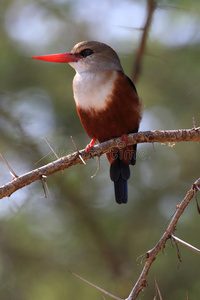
xmin=72 ymin=70 xmax=117 ymax=111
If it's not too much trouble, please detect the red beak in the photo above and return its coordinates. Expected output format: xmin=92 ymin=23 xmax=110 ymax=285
xmin=31 ymin=52 xmax=81 ymax=63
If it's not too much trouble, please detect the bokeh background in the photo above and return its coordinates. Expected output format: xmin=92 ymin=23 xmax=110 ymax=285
xmin=0 ymin=0 xmax=200 ymax=299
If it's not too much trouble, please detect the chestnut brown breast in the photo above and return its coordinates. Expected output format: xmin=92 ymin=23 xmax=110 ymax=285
xmin=76 ymin=70 xmax=141 ymax=143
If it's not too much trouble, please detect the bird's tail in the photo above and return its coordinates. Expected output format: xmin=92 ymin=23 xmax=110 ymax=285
xmin=110 ymin=159 xmax=130 ymax=204
xmin=107 ymin=144 xmax=137 ymax=204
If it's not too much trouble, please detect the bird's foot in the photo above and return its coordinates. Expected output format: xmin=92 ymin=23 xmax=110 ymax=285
xmin=85 ymin=139 xmax=97 ymax=152
xmin=121 ymin=134 xmax=127 ymax=146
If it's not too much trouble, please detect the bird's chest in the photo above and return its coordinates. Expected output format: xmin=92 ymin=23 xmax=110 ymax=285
xmin=73 ymin=71 xmax=117 ymax=111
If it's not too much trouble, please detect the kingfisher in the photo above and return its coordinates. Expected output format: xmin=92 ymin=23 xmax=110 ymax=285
xmin=32 ymin=41 xmax=142 ymax=204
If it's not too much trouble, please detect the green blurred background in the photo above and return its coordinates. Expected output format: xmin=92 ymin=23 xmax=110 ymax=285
xmin=0 ymin=0 xmax=200 ymax=299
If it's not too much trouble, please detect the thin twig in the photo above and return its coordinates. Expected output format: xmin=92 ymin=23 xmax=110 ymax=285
xmin=173 ymin=236 xmax=182 ymax=265
xmin=193 ymin=186 xmax=200 ymax=213
xmin=91 ymin=156 xmax=100 ymax=178
xmin=132 ymin=0 xmax=157 ymax=82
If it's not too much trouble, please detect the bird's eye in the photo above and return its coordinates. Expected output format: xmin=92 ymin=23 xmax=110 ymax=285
xmin=80 ymin=49 xmax=94 ymax=58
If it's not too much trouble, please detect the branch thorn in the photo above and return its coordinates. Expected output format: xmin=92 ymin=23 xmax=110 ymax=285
xmin=44 ymin=138 xmax=64 ymax=175
xmin=155 ymin=278 xmax=163 ymax=300
xmin=70 ymin=136 xmax=86 ymax=165
xmin=192 ymin=117 xmax=196 ymax=129
xmin=40 ymin=175 xmax=54 ymax=201
xmin=69 ymin=271 xmax=122 ymax=300
xmin=171 ymin=234 xmax=200 ymax=256
xmin=0 ymin=152 xmax=18 ymax=178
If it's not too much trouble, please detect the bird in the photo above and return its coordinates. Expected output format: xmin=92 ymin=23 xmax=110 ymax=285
xmin=32 ymin=41 xmax=142 ymax=204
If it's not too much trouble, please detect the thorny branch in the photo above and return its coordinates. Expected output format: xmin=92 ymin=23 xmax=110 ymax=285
xmin=68 ymin=178 xmax=200 ymax=300
xmin=126 ymin=178 xmax=200 ymax=300
xmin=0 ymin=127 xmax=200 ymax=199
xmin=0 ymin=1 xmax=197 ymax=299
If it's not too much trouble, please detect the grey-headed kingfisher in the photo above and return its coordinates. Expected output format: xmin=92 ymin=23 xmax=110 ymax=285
xmin=32 ymin=41 xmax=142 ymax=204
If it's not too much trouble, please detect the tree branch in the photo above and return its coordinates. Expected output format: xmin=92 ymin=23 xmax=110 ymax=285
xmin=132 ymin=0 xmax=157 ymax=82
xmin=0 ymin=128 xmax=199 ymax=199
xmin=63 ymin=177 xmax=200 ymax=300
xmin=126 ymin=177 xmax=200 ymax=300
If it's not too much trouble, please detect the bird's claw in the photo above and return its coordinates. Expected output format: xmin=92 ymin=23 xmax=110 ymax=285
xmin=121 ymin=134 xmax=127 ymax=145
xmin=85 ymin=139 xmax=97 ymax=152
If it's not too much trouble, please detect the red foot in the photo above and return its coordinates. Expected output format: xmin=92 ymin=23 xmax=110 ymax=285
xmin=86 ymin=139 xmax=97 ymax=152
xmin=121 ymin=134 xmax=127 ymax=145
